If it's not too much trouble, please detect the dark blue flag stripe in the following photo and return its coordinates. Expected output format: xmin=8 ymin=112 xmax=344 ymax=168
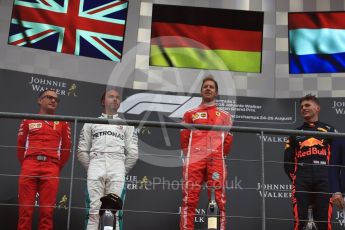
xmin=290 ymin=52 xmax=345 ymax=74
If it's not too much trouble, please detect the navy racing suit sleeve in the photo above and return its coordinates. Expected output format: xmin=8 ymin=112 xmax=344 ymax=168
xmin=284 ymin=136 xmax=296 ymax=181
xmin=329 ymin=137 xmax=345 ymax=194
xmin=124 ymin=126 xmax=138 ymax=174
xmin=77 ymin=123 xmax=92 ymax=170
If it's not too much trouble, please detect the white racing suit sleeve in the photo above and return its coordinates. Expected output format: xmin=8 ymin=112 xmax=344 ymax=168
xmin=124 ymin=126 xmax=139 ymax=174
xmin=77 ymin=123 xmax=92 ymax=170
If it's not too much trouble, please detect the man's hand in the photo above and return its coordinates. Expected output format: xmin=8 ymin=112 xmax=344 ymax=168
xmin=332 ymin=192 xmax=345 ymax=209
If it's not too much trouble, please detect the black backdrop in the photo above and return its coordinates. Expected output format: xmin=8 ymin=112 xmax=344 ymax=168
xmin=1 ymin=68 xmax=345 ymax=229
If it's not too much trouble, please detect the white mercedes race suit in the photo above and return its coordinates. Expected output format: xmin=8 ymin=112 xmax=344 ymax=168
xmin=77 ymin=114 xmax=138 ymax=230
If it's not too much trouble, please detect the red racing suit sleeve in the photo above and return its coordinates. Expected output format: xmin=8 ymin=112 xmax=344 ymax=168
xmin=180 ymin=111 xmax=192 ymax=155
xmin=223 ymin=114 xmax=233 ymax=156
xmin=17 ymin=119 xmax=28 ymax=165
xmin=284 ymin=136 xmax=296 ymax=181
xmin=59 ymin=122 xmax=71 ymax=168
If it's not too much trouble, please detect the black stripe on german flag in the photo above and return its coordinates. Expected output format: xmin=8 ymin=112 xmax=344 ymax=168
xmin=152 ymin=4 xmax=264 ymax=32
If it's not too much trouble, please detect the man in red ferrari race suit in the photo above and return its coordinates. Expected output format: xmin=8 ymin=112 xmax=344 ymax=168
xmin=17 ymin=90 xmax=71 ymax=230
xmin=284 ymin=94 xmax=336 ymax=230
xmin=180 ymin=76 xmax=233 ymax=230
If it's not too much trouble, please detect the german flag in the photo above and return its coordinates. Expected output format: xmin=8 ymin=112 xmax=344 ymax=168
xmin=150 ymin=4 xmax=264 ymax=72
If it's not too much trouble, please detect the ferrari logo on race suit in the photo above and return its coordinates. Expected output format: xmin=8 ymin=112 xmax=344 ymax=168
xmin=53 ymin=121 xmax=59 ymax=130
xmin=29 ymin=123 xmax=42 ymax=130
xmin=212 ymin=172 xmax=220 ymax=181
xmin=216 ymin=111 xmax=221 ymax=117
xmin=192 ymin=112 xmax=207 ymax=121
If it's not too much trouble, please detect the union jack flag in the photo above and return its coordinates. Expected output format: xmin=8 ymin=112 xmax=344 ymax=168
xmin=8 ymin=0 xmax=128 ymax=62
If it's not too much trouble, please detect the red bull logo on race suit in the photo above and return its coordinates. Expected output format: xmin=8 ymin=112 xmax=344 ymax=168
xmin=296 ymin=138 xmax=327 ymax=158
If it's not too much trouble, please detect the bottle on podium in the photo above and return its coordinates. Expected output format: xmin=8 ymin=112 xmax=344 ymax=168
xmin=98 ymin=193 xmax=123 ymax=230
xmin=305 ymin=205 xmax=317 ymax=230
xmin=206 ymin=187 xmax=220 ymax=230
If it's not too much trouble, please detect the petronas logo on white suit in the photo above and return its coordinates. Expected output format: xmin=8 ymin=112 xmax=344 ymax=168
xmin=92 ymin=131 xmax=124 ymax=140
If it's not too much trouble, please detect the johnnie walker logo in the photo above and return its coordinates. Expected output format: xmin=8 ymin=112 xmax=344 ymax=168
xmin=332 ymin=100 xmax=345 ymax=115
xmin=28 ymin=75 xmax=77 ymax=97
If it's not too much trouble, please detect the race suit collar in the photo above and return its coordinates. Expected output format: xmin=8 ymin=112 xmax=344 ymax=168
xmin=199 ymin=103 xmax=217 ymax=109
xmin=101 ymin=113 xmax=119 ymax=119
xmin=303 ymin=120 xmax=320 ymax=128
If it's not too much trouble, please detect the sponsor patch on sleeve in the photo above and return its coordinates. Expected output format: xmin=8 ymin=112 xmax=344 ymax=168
xmin=284 ymin=139 xmax=290 ymax=149
xmin=317 ymin=127 xmax=327 ymax=132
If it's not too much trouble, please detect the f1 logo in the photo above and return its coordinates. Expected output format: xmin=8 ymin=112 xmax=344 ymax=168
xmin=118 ymin=93 xmax=202 ymax=118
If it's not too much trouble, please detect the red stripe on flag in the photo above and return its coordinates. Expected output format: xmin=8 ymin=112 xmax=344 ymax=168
xmin=40 ymin=0 xmax=52 ymax=6
xmin=92 ymin=36 xmax=121 ymax=60
xmin=62 ymin=0 xmax=79 ymax=53
xmin=151 ymin=22 xmax=262 ymax=52
xmin=87 ymin=1 xmax=123 ymax=15
xmin=289 ymin=12 xmax=345 ymax=30
xmin=9 ymin=29 xmax=55 ymax=46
